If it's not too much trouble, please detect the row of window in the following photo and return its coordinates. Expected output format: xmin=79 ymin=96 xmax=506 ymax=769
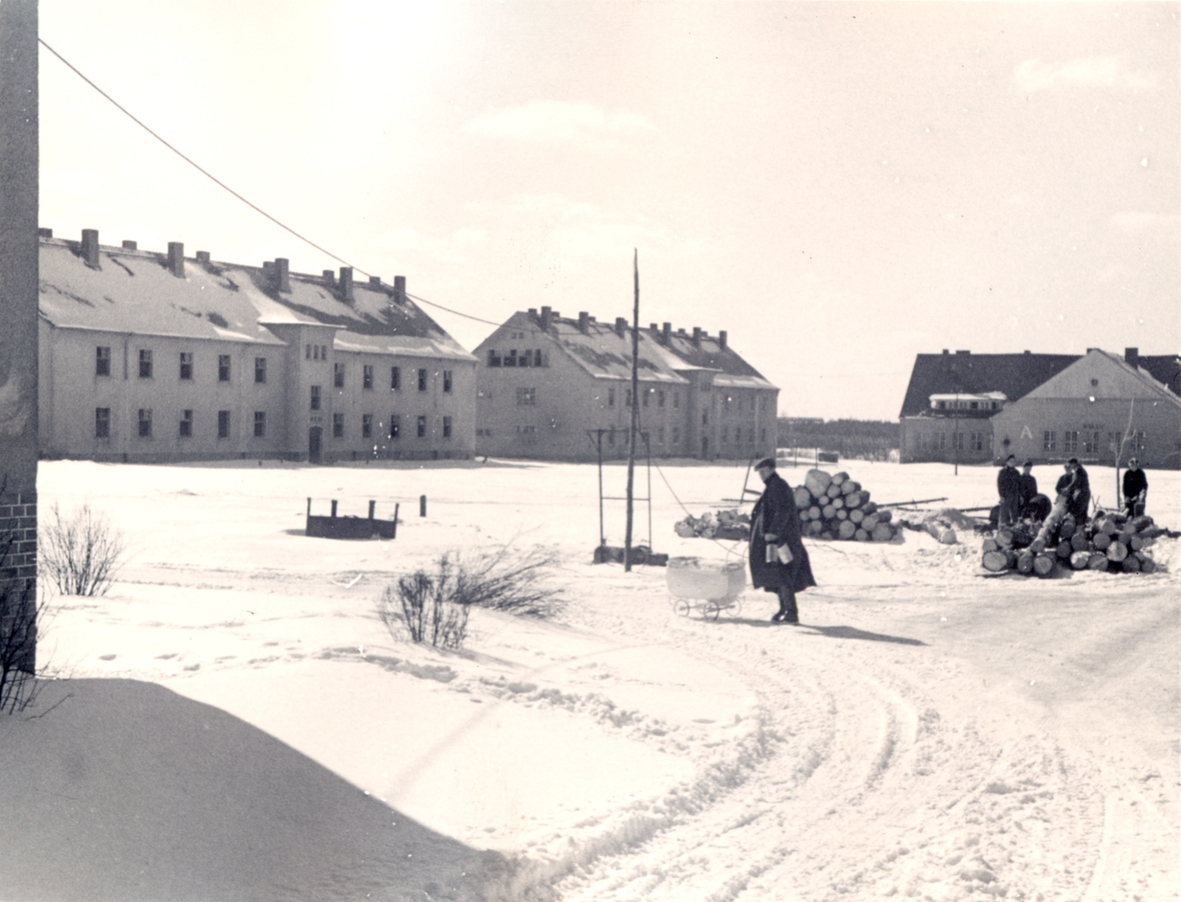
xmin=487 ymin=349 xmax=548 ymax=368
xmin=1043 ymin=430 xmax=1146 ymax=454
xmin=96 ymin=346 xmax=453 ymax=395
xmin=94 ymin=408 xmax=452 ymax=441
xmin=98 ymin=346 xmax=268 ymax=383
xmin=916 ymin=432 xmax=988 ymax=451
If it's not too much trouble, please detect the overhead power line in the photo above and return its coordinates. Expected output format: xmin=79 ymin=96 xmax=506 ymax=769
xmin=406 ymin=293 xmax=501 ymax=327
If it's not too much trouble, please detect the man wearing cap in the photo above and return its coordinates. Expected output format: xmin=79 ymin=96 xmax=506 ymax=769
xmin=749 ymin=457 xmax=816 ymax=624
xmin=1123 ymin=458 xmax=1148 ymax=517
xmin=1066 ymin=458 xmax=1091 ymax=521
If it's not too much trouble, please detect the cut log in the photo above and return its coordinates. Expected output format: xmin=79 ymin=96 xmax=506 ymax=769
xmin=1056 ymin=540 xmax=1073 ymax=560
xmin=1087 ymin=553 xmax=1110 ymax=571
xmin=830 ymin=471 xmax=849 ymax=487
xmin=1099 ymin=518 xmax=1119 ymax=536
xmin=794 ymin=486 xmax=812 ymax=508
xmin=1033 ymin=554 xmax=1056 ymax=577
xmin=850 ymin=508 xmax=865 ymax=524
xmin=826 ymin=483 xmax=842 ymax=499
xmin=804 ymin=469 xmax=831 ymax=498
xmin=807 ymin=521 xmax=825 ymax=538
xmin=1121 ymin=555 xmax=1142 ymax=573
xmin=855 ymin=528 xmax=870 ymax=541
xmin=1117 ymin=531 xmax=1135 ymax=545
xmin=927 ymin=523 xmax=957 ymax=544
xmin=862 ymin=513 xmax=879 ymax=530
xmin=822 ymin=504 xmax=836 ymax=520
xmin=836 ymin=508 xmax=848 ymax=520
xmin=861 ymin=501 xmax=878 ymax=516
xmin=845 ymin=491 xmax=865 ymax=510
xmin=837 ymin=519 xmax=857 ymax=540
xmin=1105 ymin=541 xmax=1129 ymax=563
xmin=871 ymin=523 xmax=894 ymax=542
xmin=996 ymin=528 xmax=1015 ymax=548
xmin=1129 ymin=515 xmax=1154 ymax=532
xmin=982 ymin=537 xmax=1000 ymax=553
xmin=840 ymin=480 xmax=861 ymax=496
xmin=1139 ymin=555 xmax=1157 ymax=574
xmin=1016 ymin=551 xmax=1035 ymax=574
xmin=832 ymin=496 xmax=845 ymax=510
xmin=1092 ymin=532 xmax=1112 ymax=551
xmin=982 ymin=549 xmax=1015 ymax=571
xmin=1129 ymin=535 xmax=1146 ymax=552
xmin=876 ymin=509 xmax=893 ymax=524
xmin=1070 ymin=550 xmax=1092 ymax=570
xmin=1070 ymin=532 xmax=1091 ymax=552
xmin=809 ymin=506 xmax=822 ymax=520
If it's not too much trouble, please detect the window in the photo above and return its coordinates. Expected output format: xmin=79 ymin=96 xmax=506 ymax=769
xmin=96 ymin=346 xmax=111 ymax=377
xmin=95 ymin=407 xmax=110 ymax=439
xmin=970 ymin=432 xmax=984 ymax=451
xmin=487 ymin=349 xmax=502 ymax=367
xmin=362 ymin=414 xmax=373 ymax=438
xmin=255 ymin=357 xmax=267 ymax=383
xmin=735 ymin=427 xmax=742 ymax=443
xmin=253 ymin=411 xmax=266 ymax=438
xmin=702 ymin=411 xmax=708 ymax=426
xmin=417 ymin=368 xmax=428 ymax=391
xmin=608 ymin=388 xmax=615 ymax=407
xmin=443 ymin=416 xmax=452 ymax=438
xmin=416 ymin=415 xmax=427 ymax=438
xmin=674 ymin=392 xmax=680 ymax=409
xmin=1083 ymin=431 xmax=1100 ymax=454
xmin=1131 ymin=431 xmax=1147 ymax=452
xmin=138 ymin=408 xmax=152 ymax=438
xmin=217 ymin=410 xmax=230 ymax=438
xmin=391 ymin=366 xmax=401 ymax=390
xmin=179 ymin=409 xmax=193 ymax=438
xmin=179 ymin=352 xmax=193 ymax=380
xmin=625 ymin=389 xmax=632 ymax=407
xmin=1043 ymin=430 xmax=1056 ymax=452
xmin=310 ymin=385 xmax=321 ymax=410
xmin=658 ymin=390 xmax=665 ymax=408
xmin=505 ymin=350 xmax=518 ymax=368
xmin=321 ymin=344 xmax=327 ymax=359
xmin=759 ymin=427 xmax=766 ymax=443
xmin=333 ymin=412 xmax=344 ymax=438
xmin=672 ymin=426 xmax=680 ymax=444
xmin=722 ymin=426 xmax=729 ymax=443
xmin=608 ymin=427 xmax=616 ymax=446
xmin=334 ymin=362 xmax=344 ymax=388
xmin=521 ymin=350 xmax=532 ymax=367
xmin=443 ymin=370 xmax=453 ymax=393
xmin=138 ymin=349 xmax=153 ymax=378
xmin=389 ymin=415 xmax=401 ymax=439
xmin=643 ymin=388 xmax=650 ymax=407
xmin=952 ymin=431 xmax=964 ymax=451
xmin=306 ymin=343 xmax=312 ymax=360
xmin=363 ymin=364 xmax=374 ymax=390
xmin=516 ymin=387 xmax=536 ymax=406
xmin=1064 ymin=431 xmax=1078 ymax=454
xmin=658 ymin=426 xmax=665 ymax=444
xmin=534 ymin=349 xmax=544 ymax=366
xmin=218 ymin=355 xmax=231 ymax=382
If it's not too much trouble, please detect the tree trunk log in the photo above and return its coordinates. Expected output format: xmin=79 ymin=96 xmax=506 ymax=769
xmin=1070 ymin=550 xmax=1092 ymax=570
xmin=1105 ymin=541 xmax=1129 ymax=563
xmin=1033 ymin=554 xmax=1056 ymax=577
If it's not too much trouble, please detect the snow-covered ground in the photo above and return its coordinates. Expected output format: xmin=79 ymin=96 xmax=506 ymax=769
xmin=2 ymin=457 xmax=1178 ymax=901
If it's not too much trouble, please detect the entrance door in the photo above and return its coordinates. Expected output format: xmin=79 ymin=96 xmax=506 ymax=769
xmin=308 ymin=426 xmax=322 ymax=463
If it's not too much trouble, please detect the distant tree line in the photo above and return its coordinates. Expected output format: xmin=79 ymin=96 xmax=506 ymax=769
xmin=777 ymin=418 xmax=900 ymax=462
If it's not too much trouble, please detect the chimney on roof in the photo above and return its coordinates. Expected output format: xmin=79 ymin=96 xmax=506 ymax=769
xmin=615 ymin=317 xmax=628 ymax=338
xmin=677 ymin=327 xmax=686 ymax=336
xmin=649 ymin=322 xmax=658 ymax=332
xmin=195 ymin=251 xmax=210 ymax=263
xmin=81 ymin=229 xmax=100 ymax=268
xmin=692 ymin=326 xmax=702 ymax=347
xmin=369 ymin=275 xmax=382 ymax=287
xmin=38 ymin=227 xmax=52 ymax=239
xmin=322 ymin=269 xmax=336 ymax=286
xmin=662 ymin=322 xmax=671 ymax=343
xmin=540 ymin=305 xmax=552 ymax=331
xmin=718 ymin=330 xmax=728 ymax=350
xmin=122 ymin=240 xmax=137 ymax=250
xmin=1125 ymin=347 xmax=1140 ymax=369
xmin=955 ymin=349 xmax=969 ymax=355
xmin=339 ymin=266 xmax=354 ymax=303
xmin=393 ymin=275 xmax=406 ymax=303
xmin=167 ymin=242 xmax=185 ymax=278
xmin=578 ymin=311 xmax=590 ymax=333
xmin=273 ymin=257 xmax=290 ymax=292
xmin=942 ymin=349 xmax=949 ymax=355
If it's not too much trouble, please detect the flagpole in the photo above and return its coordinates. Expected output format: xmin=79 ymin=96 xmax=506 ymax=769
xmin=624 ymin=249 xmax=639 ymax=572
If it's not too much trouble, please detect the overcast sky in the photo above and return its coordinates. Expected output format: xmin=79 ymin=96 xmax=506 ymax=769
xmin=38 ymin=1 xmax=1179 ymax=420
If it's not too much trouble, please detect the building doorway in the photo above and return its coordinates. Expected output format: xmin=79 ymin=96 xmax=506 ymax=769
xmin=308 ymin=426 xmax=322 ymax=463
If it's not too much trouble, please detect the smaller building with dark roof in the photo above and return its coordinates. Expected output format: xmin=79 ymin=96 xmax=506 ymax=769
xmin=473 ymin=308 xmax=778 ymax=461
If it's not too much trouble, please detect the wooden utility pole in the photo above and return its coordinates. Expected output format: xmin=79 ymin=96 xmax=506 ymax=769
xmin=624 ymin=250 xmax=640 ymax=571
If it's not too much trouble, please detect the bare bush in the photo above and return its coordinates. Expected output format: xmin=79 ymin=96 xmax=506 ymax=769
xmin=378 ymin=547 xmax=563 ymax=651
xmin=39 ymin=503 xmax=125 ymax=597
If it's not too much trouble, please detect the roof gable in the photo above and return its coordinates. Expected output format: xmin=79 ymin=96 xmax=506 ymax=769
xmin=1022 ymin=349 xmax=1181 ymax=406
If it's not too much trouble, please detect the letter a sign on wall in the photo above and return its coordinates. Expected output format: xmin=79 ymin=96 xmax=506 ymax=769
xmin=1020 ymin=425 xmax=1033 ymax=440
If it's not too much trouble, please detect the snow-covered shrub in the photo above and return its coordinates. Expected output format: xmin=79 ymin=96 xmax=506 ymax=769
xmin=39 ymin=503 xmax=124 ymax=597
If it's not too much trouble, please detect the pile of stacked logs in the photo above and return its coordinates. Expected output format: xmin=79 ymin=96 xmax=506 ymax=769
xmin=674 ymin=509 xmax=751 ymax=541
xmin=981 ymin=511 xmax=1162 ymax=577
xmin=792 ymin=469 xmax=901 ymax=542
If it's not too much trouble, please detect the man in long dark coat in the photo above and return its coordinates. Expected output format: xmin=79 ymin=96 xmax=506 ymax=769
xmin=996 ymin=455 xmax=1021 ymax=526
xmin=1122 ymin=458 xmax=1148 ymax=517
xmin=749 ymin=457 xmax=816 ymax=624
xmin=1066 ymin=458 xmax=1090 ymax=522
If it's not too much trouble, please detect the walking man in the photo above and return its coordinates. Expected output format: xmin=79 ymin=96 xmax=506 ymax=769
xmin=997 ymin=454 xmax=1021 ymax=526
xmin=749 ymin=457 xmax=816 ymax=623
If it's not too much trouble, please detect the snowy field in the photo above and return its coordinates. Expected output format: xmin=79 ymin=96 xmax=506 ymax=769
xmin=2 ymin=457 xmax=1178 ymax=902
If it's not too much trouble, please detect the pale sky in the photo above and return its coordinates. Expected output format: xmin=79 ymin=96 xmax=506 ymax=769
xmin=38 ymin=1 xmax=1180 ymax=420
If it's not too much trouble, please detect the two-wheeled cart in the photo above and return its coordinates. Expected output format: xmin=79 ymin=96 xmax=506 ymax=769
xmin=667 ymin=557 xmax=746 ymax=621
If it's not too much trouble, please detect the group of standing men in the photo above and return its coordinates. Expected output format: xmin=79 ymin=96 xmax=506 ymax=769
xmin=997 ymin=453 xmax=1149 ymax=527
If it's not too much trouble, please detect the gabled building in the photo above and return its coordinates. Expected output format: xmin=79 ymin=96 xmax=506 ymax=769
xmin=38 ymin=229 xmax=476 ymax=463
xmin=899 ymin=347 xmax=1181 ymax=468
xmin=472 ymin=307 xmax=778 ymax=461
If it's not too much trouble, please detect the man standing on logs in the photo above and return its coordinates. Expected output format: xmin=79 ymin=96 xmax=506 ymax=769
xmin=1123 ymin=458 xmax=1148 ymax=517
xmin=749 ymin=457 xmax=816 ymax=624
xmin=1017 ymin=460 xmax=1039 ymax=518
xmin=997 ymin=455 xmax=1021 ymax=526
